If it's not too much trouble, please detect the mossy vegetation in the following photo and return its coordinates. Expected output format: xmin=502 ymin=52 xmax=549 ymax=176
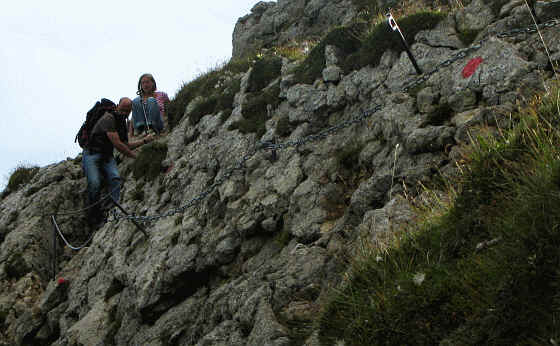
xmin=275 ymin=116 xmax=295 ymax=137
xmin=167 ymin=53 xmax=283 ymax=129
xmin=2 ymin=164 xmax=39 ymax=198
xmin=293 ymin=23 xmax=367 ymax=85
xmin=167 ymin=59 xmax=248 ymax=129
xmin=457 ymin=28 xmax=481 ymax=46
xmin=131 ymin=142 xmax=168 ymax=181
xmin=247 ymin=55 xmax=283 ymax=92
xmin=229 ymin=85 xmax=281 ymax=138
xmin=318 ymin=85 xmax=560 ymax=345
xmin=343 ymin=11 xmax=446 ymax=74
xmin=292 ymin=10 xmax=445 ymax=85
xmin=174 ymin=216 xmax=182 ymax=226
xmin=274 ymin=228 xmax=292 ymax=248
xmin=188 ymin=76 xmax=241 ymax=126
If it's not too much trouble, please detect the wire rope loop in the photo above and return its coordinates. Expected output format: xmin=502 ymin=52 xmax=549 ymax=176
xmin=52 ymin=215 xmax=94 ymax=251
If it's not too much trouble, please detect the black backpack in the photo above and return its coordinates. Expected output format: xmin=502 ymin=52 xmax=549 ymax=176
xmin=75 ymin=98 xmax=117 ymax=149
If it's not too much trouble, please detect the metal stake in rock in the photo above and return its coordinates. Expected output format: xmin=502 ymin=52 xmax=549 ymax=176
xmin=52 ymin=217 xmax=57 ymax=281
xmin=111 ymin=199 xmax=149 ymax=238
xmin=386 ymin=11 xmax=422 ymax=75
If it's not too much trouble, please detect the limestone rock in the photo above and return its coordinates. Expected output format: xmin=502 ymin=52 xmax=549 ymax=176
xmin=455 ymin=0 xmax=495 ymax=32
xmin=0 ymin=1 xmax=558 ymax=345
xmin=405 ymin=126 xmax=456 ymax=154
xmin=232 ymin=0 xmax=356 ymax=58
xmin=358 ymin=196 xmax=415 ymax=247
xmin=323 ymin=66 xmax=343 ymax=82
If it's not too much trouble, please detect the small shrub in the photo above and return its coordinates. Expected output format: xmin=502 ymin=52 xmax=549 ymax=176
xmin=174 ymin=216 xmax=182 ymax=226
xmin=3 ymin=164 xmax=39 ymax=196
xmin=224 ymin=56 xmax=254 ymax=74
xmin=276 ymin=116 xmax=294 ymax=137
xmin=217 ymin=78 xmax=241 ymax=124
xmin=167 ymin=69 xmax=220 ymax=129
xmin=167 ymin=62 xmax=246 ymax=129
xmin=247 ymin=55 xmax=283 ymax=92
xmin=457 ymin=28 xmax=480 ymax=46
xmin=294 ymin=23 xmax=367 ymax=85
xmin=189 ymin=95 xmax=219 ymax=124
xmin=343 ymin=11 xmax=446 ymax=73
xmin=131 ymin=142 xmax=168 ymax=181
xmin=229 ymin=85 xmax=281 ymax=138
xmin=274 ymin=229 xmax=292 ymax=248
xmin=219 ymin=108 xmax=234 ymax=123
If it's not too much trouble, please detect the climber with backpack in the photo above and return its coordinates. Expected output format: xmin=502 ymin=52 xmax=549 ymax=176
xmin=76 ymin=97 xmax=154 ymax=227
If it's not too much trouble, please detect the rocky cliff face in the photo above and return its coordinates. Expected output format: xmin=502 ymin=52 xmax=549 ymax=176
xmin=1 ymin=0 xmax=560 ymax=345
xmin=232 ymin=0 xmax=358 ymax=58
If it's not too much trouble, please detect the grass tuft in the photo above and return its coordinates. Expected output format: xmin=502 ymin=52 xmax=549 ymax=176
xmin=457 ymin=28 xmax=481 ymax=46
xmin=318 ymin=83 xmax=560 ymax=345
xmin=247 ymin=55 xmax=283 ymax=92
xmin=131 ymin=142 xmax=168 ymax=181
xmin=167 ymin=59 xmax=248 ymax=129
xmin=2 ymin=164 xmax=40 ymax=198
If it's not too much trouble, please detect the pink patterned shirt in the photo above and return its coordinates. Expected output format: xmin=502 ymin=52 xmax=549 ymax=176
xmin=154 ymin=91 xmax=170 ymax=117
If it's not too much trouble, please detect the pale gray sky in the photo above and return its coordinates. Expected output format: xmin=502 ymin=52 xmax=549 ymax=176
xmin=0 ymin=0 xmax=262 ymax=190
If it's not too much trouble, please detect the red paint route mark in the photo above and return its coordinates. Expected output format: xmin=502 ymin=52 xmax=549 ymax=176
xmin=462 ymin=57 xmax=484 ymax=78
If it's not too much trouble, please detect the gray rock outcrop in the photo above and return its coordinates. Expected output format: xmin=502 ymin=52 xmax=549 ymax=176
xmin=1 ymin=0 xmax=559 ymax=344
xmin=232 ymin=0 xmax=357 ymax=58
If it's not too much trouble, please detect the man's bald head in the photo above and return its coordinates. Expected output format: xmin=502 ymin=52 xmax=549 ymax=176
xmin=117 ymin=97 xmax=132 ymax=115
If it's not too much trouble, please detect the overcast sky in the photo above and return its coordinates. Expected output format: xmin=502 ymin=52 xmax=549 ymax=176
xmin=0 ymin=0 xmax=262 ymax=190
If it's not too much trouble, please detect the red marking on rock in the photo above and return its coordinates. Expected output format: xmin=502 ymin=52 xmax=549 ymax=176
xmin=57 ymin=277 xmax=67 ymax=285
xmin=462 ymin=57 xmax=484 ymax=78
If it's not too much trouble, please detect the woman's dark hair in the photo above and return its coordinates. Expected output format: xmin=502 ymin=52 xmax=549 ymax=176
xmin=137 ymin=73 xmax=157 ymax=95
